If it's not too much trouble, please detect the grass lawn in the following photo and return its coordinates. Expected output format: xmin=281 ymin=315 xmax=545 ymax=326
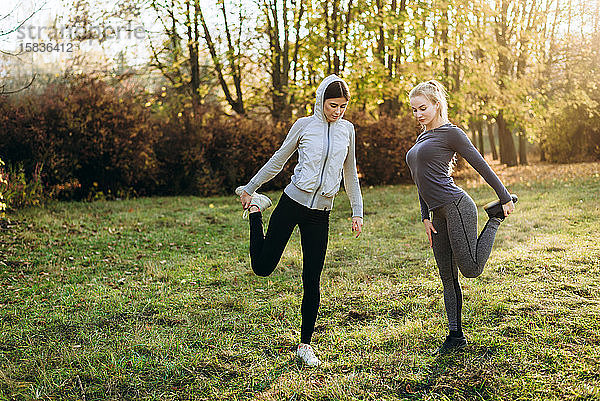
xmin=1 ymin=162 xmax=600 ymax=400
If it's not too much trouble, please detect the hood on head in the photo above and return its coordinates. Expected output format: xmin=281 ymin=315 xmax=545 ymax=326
xmin=314 ymin=74 xmax=349 ymax=122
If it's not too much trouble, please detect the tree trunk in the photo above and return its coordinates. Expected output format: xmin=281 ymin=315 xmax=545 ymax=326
xmin=518 ymin=130 xmax=528 ymax=165
xmin=197 ymin=0 xmax=244 ymax=114
xmin=187 ymin=0 xmax=200 ymax=106
xmin=539 ymin=139 xmax=547 ymax=162
xmin=493 ymin=0 xmax=516 ymax=166
xmin=497 ymin=120 xmax=506 ymax=164
xmin=324 ymin=2 xmax=332 ymax=74
xmin=375 ymin=0 xmax=385 ymax=66
xmin=477 ymin=120 xmax=484 ymax=156
xmin=265 ymin=0 xmax=300 ymax=121
xmin=340 ymin=0 xmax=353 ymax=72
xmin=332 ymin=0 xmax=340 ymax=74
xmin=496 ymin=110 xmax=518 ymax=166
xmin=375 ymin=0 xmax=405 ymax=117
xmin=441 ymin=6 xmax=449 ymax=84
xmin=470 ymin=119 xmax=478 ymax=149
xmin=487 ymin=121 xmax=498 ymax=160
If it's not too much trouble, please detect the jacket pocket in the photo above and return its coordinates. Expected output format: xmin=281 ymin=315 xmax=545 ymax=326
xmin=322 ymin=132 xmax=349 ymax=196
xmin=293 ymin=157 xmax=321 ymax=191
xmin=295 ymin=132 xmax=323 ymax=191
xmin=292 ymin=170 xmax=311 ymax=192
xmin=322 ymin=171 xmax=343 ymax=197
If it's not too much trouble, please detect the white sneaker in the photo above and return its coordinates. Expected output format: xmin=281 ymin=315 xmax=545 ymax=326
xmin=249 ymin=193 xmax=272 ymax=213
xmin=296 ymin=343 xmax=321 ymax=367
xmin=235 ymin=186 xmax=272 ymax=218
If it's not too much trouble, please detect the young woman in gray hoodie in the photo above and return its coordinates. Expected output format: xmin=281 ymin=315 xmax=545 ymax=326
xmin=406 ymin=80 xmax=517 ymax=355
xmin=236 ymin=75 xmax=364 ymax=366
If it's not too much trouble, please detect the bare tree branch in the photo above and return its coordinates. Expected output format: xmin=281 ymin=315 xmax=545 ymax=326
xmin=197 ymin=0 xmax=244 ymax=114
xmin=0 ymin=2 xmax=46 ymax=38
xmin=0 ymin=74 xmax=36 ymax=95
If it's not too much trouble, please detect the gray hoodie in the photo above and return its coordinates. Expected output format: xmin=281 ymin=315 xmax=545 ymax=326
xmin=243 ymin=75 xmax=363 ymax=217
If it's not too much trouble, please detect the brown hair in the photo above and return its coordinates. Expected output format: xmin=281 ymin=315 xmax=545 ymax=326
xmin=324 ymin=80 xmax=350 ymax=101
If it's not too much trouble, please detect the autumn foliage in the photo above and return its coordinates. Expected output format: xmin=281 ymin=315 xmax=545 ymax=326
xmin=349 ymin=111 xmax=420 ymax=185
xmin=154 ymin=110 xmax=296 ymax=196
xmin=0 ymin=76 xmax=420 ymax=203
xmin=0 ymin=76 xmax=159 ymax=200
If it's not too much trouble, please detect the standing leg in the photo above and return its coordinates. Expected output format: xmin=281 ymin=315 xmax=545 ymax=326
xmin=249 ymin=193 xmax=298 ymax=277
xmin=446 ymin=194 xmax=501 ymax=278
xmin=431 ymin=209 xmax=463 ymax=336
xmin=298 ymin=209 xmax=330 ymax=345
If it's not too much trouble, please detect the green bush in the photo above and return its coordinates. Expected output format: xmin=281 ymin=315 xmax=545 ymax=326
xmin=0 ymin=158 xmax=6 ymax=217
xmin=541 ymin=98 xmax=600 ymax=163
xmin=0 ymin=161 xmax=44 ymax=211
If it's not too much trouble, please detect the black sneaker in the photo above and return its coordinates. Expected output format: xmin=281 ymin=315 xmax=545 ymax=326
xmin=434 ymin=335 xmax=467 ymax=355
xmin=483 ymin=194 xmax=518 ymax=220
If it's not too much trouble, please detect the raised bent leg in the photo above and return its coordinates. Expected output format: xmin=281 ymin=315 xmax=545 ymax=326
xmin=445 ymin=194 xmax=501 ymax=278
xmin=249 ymin=194 xmax=297 ymax=277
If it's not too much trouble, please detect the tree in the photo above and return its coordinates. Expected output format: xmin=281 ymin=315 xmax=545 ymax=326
xmin=370 ymin=0 xmax=408 ymax=116
xmin=259 ymin=0 xmax=306 ymax=120
xmin=0 ymin=2 xmax=44 ymax=94
xmin=532 ymin=0 xmax=600 ymax=162
xmin=487 ymin=121 xmax=499 ymax=160
xmin=148 ymin=0 xmax=246 ymax=114
xmin=492 ymin=0 xmax=518 ymax=166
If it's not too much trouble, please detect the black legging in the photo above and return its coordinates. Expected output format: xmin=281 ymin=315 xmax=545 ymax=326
xmin=249 ymin=192 xmax=330 ymax=344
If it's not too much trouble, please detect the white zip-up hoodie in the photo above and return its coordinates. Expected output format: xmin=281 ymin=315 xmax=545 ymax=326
xmin=243 ymin=74 xmax=363 ymax=217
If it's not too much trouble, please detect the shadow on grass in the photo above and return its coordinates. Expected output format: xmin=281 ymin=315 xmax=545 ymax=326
xmin=420 ymin=344 xmax=502 ymax=399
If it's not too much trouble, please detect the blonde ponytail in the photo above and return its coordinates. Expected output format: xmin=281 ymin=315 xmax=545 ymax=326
xmin=408 ymin=79 xmax=449 ymax=121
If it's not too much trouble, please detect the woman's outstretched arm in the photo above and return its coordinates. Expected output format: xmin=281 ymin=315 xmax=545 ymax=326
xmin=448 ymin=128 xmax=512 ymax=204
xmin=243 ymin=118 xmax=311 ymax=195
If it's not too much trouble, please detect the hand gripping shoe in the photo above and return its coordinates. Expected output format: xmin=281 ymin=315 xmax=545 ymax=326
xmin=483 ymin=194 xmax=518 ymax=221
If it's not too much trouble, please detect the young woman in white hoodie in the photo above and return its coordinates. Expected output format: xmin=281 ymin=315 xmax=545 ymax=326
xmin=236 ymin=75 xmax=364 ymax=366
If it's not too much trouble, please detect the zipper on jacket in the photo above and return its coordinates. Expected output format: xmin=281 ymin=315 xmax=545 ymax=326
xmin=311 ymin=122 xmax=331 ymax=208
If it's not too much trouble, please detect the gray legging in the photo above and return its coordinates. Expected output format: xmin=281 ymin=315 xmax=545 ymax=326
xmin=431 ymin=194 xmax=501 ymax=333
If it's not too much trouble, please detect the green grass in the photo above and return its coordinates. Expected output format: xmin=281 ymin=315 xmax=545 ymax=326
xmin=1 ymin=172 xmax=599 ymax=400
